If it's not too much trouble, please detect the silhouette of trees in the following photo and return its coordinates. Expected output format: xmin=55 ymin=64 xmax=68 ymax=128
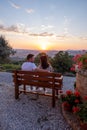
xmin=0 ymin=35 xmax=16 ymax=63
xmin=51 ymin=51 xmax=73 ymax=73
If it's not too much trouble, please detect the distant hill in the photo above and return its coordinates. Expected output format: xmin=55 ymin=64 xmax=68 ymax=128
xmin=10 ymin=49 xmax=87 ymax=61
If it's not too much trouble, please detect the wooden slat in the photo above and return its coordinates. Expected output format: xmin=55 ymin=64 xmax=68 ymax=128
xmin=54 ymin=79 xmax=63 ymax=83
xmin=54 ymin=73 xmax=62 ymax=77
xmin=17 ymin=75 xmax=54 ymax=82
xmin=17 ymin=70 xmax=54 ymax=76
xmin=19 ymin=90 xmax=59 ymax=98
xmin=18 ymin=80 xmax=53 ymax=88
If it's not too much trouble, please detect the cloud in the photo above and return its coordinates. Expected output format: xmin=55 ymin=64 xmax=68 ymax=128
xmin=0 ymin=23 xmax=29 ymax=34
xmin=56 ymin=34 xmax=68 ymax=40
xmin=57 ymin=35 xmax=67 ymax=38
xmin=0 ymin=23 xmax=40 ymax=35
xmin=29 ymin=32 xmax=54 ymax=37
xmin=7 ymin=25 xmax=19 ymax=32
xmin=79 ymin=36 xmax=87 ymax=40
xmin=26 ymin=9 xmax=35 ymax=14
xmin=9 ymin=1 xmax=21 ymax=9
xmin=41 ymin=25 xmax=54 ymax=30
xmin=0 ymin=24 xmax=20 ymax=32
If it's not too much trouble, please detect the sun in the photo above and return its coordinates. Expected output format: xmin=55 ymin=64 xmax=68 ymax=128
xmin=41 ymin=44 xmax=47 ymax=50
xmin=37 ymin=38 xmax=51 ymax=50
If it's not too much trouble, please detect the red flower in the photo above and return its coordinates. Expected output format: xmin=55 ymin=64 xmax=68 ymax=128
xmin=78 ymin=62 xmax=82 ymax=69
xmin=75 ymin=99 xmax=79 ymax=104
xmin=62 ymin=102 xmax=71 ymax=111
xmin=62 ymin=101 xmax=70 ymax=107
xmin=84 ymin=96 xmax=87 ymax=100
xmin=73 ymin=54 xmax=81 ymax=62
xmin=66 ymin=90 xmax=72 ymax=95
xmin=72 ymin=106 xmax=80 ymax=113
xmin=85 ymin=59 xmax=87 ymax=63
xmin=70 ymin=67 xmax=75 ymax=71
xmin=74 ymin=91 xmax=80 ymax=97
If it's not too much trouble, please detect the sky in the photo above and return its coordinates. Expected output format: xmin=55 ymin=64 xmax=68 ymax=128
xmin=0 ymin=0 xmax=87 ymax=50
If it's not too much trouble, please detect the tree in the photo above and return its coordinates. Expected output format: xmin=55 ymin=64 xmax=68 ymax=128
xmin=0 ymin=35 xmax=16 ymax=63
xmin=51 ymin=51 xmax=73 ymax=73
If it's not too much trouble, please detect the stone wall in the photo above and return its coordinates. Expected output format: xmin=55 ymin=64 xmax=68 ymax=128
xmin=76 ymin=70 xmax=87 ymax=100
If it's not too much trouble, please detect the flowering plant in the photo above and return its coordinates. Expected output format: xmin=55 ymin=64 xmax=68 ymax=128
xmin=76 ymin=96 xmax=87 ymax=123
xmin=71 ymin=53 xmax=87 ymax=71
xmin=61 ymin=90 xmax=82 ymax=112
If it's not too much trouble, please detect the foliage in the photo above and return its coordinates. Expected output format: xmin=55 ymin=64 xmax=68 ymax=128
xmin=77 ymin=96 xmax=87 ymax=123
xmin=51 ymin=51 xmax=73 ymax=73
xmin=2 ymin=64 xmax=21 ymax=72
xmin=71 ymin=53 xmax=87 ymax=71
xmin=0 ymin=35 xmax=16 ymax=63
xmin=61 ymin=90 xmax=82 ymax=112
xmin=74 ymin=81 xmax=76 ymax=89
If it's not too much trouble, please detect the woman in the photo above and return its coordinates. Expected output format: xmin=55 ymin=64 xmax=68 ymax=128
xmin=38 ymin=54 xmax=53 ymax=93
xmin=38 ymin=54 xmax=53 ymax=72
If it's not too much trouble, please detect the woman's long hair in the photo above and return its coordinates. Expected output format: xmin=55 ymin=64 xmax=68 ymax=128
xmin=40 ymin=55 xmax=49 ymax=69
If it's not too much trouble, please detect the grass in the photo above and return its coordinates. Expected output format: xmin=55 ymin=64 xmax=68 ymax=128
xmin=1 ymin=64 xmax=21 ymax=72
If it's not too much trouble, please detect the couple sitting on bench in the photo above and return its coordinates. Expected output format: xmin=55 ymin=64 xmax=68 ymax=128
xmin=21 ymin=53 xmax=53 ymax=93
xmin=13 ymin=53 xmax=63 ymax=107
xmin=22 ymin=53 xmax=53 ymax=72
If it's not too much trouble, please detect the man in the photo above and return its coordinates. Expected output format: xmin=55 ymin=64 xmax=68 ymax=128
xmin=21 ymin=54 xmax=37 ymax=71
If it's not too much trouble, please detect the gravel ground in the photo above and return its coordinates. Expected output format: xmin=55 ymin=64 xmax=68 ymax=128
xmin=0 ymin=72 xmax=75 ymax=130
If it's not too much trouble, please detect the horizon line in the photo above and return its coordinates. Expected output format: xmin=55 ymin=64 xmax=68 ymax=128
xmin=13 ymin=48 xmax=87 ymax=51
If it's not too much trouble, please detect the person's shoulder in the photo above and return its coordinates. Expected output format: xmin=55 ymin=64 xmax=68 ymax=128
xmin=30 ymin=62 xmax=37 ymax=68
xmin=31 ymin=62 xmax=36 ymax=66
xmin=22 ymin=62 xmax=27 ymax=65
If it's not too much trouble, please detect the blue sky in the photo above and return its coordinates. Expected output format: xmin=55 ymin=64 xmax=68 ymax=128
xmin=0 ymin=0 xmax=87 ymax=50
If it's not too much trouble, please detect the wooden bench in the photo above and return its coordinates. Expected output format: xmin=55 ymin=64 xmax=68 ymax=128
xmin=13 ymin=70 xmax=63 ymax=107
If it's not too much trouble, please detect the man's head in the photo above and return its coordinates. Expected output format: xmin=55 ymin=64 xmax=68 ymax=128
xmin=27 ymin=54 xmax=34 ymax=62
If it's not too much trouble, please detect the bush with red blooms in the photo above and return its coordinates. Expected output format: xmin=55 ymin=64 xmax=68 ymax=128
xmin=71 ymin=53 xmax=87 ymax=72
xmin=72 ymin=106 xmax=80 ymax=113
xmin=61 ymin=90 xmax=82 ymax=112
xmin=76 ymin=96 xmax=87 ymax=123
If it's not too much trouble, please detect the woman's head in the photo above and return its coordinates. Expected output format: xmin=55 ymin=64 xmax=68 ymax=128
xmin=40 ymin=55 xmax=49 ymax=69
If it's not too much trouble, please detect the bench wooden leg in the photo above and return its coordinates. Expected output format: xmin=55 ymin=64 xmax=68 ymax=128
xmin=56 ymin=89 xmax=58 ymax=96
xmin=15 ymin=84 xmax=19 ymax=99
xmin=52 ymin=88 xmax=55 ymax=107
xmin=23 ymin=84 xmax=26 ymax=94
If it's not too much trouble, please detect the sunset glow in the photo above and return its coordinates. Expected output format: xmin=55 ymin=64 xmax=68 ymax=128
xmin=41 ymin=44 xmax=47 ymax=50
xmin=0 ymin=0 xmax=87 ymax=50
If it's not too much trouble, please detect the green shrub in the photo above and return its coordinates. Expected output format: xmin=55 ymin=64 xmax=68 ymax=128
xmin=2 ymin=64 xmax=21 ymax=72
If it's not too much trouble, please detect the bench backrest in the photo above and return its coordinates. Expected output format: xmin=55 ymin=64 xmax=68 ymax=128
xmin=13 ymin=70 xmax=63 ymax=89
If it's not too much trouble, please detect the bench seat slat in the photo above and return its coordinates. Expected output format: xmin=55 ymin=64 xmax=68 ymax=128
xmin=16 ymin=70 xmax=54 ymax=77
xmin=18 ymin=80 xmax=53 ymax=88
xmin=17 ymin=76 xmax=54 ymax=82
